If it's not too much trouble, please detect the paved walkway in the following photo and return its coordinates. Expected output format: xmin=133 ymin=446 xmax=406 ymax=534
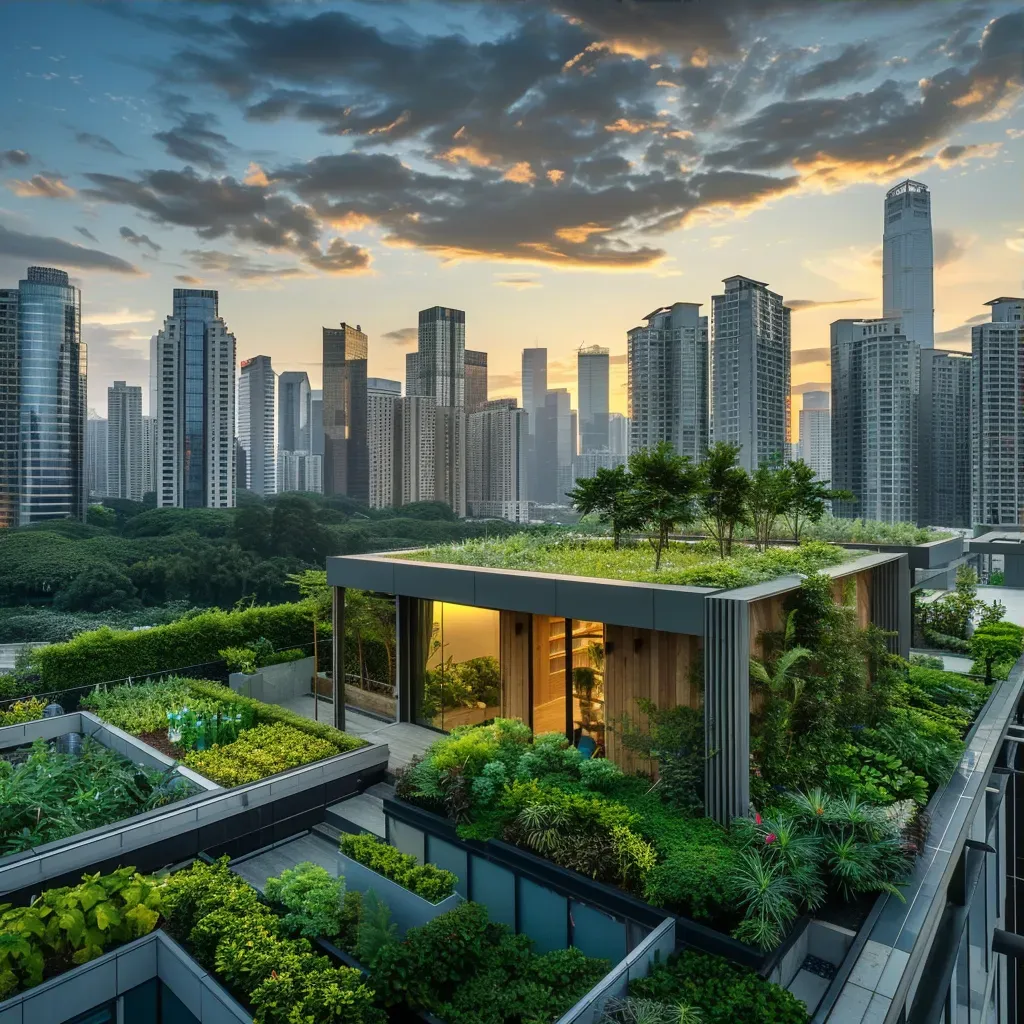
xmin=278 ymin=695 xmax=438 ymax=773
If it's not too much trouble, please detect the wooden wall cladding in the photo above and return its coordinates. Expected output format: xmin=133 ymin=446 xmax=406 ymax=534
xmin=499 ymin=610 xmax=532 ymax=722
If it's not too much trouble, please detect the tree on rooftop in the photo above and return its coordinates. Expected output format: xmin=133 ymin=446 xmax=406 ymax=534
xmin=747 ymin=457 xmax=792 ymax=552
xmin=969 ymin=621 xmax=1024 ymax=685
xmin=782 ymin=460 xmax=853 ymax=545
xmin=698 ymin=442 xmax=750 ymax=558
xmin=566 ymin=464 xmax=642 ymax=548
xmin=628 ymin=442 xmax=702 ymax=571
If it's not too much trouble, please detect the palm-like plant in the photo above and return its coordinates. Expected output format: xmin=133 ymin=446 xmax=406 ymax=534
xmin=728 ymin=851 xmax=799 ymax=951
xmin=599 ymin=998 xmax=703 ymax=1024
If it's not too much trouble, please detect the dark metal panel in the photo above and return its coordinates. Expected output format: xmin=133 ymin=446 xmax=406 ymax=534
xmin=326 ymin=555 xmax=396 ymax=592
xmin=391 ymin=561 xmax=476 ymax=604
xmin=555 ymin=579 xmax=655 ymax=629
xmin=472 ymin=569 xmax=559 ymax=616
xmin=652 ymin=587 xmax=713 ymax=636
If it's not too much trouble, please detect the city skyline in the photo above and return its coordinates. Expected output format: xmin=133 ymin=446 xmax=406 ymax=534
xmin=1 ymin=1 xmax=1021 ymax=430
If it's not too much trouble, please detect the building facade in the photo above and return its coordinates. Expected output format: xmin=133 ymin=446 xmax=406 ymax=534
xmin=919 ymin=348 xmax=971 ymax=527
xmin=367 ymin=377 xmax=401 ymax=510
xmin=237 ymin=355 xmax=276 ymax=497
xmin=394 ymin=396 xmax=436 ymax=506
xmin=882 ymin=179 xmax=934 ymax=349
xmin=832 ymin=317 xmax=919 ymax=522
xmin=627 ymin=302 xmax=708 ymax=462
xmin=141 ymin=414 xmax=156 ymax=497
xmin=310 ymin=389 xmax=324 ymax=457
xmin=0 ymin=288 xmax=17 ymax=527
xmin=151 ymin=289 xmax=236 ymax=509
xmin=536 ymin=388 xmax=576 ymax=504
xmin=106 ymin=381 xmax=144 ymax=501
xmin=577 ymin=345 xmax=610 ymax=454
xmin=278 ymin=371 xmax=311 ymax=454
xmin=465 ymin=349 xmax=488 ymax=414
xmin=323 ymin=322 xmax=368 ymax=503
xmin=798 ymin=390 xmax=831 ymax=481
xmin=972 ymin=298 xmax=1024 ymax=526
xmin=521 ymin=347 xmax=548 ymax=502
xmin=609 ymin=412 xmax=629 ymax=457
xmin=710 ymin=278 xmax=789 ymax=472
xmin=277 ymin=450 xmax=323 ymax=494
xmin=414 ymin=306 xmax=465 ymax=406
xmin=434 ymin=405 xmax=467 ymax=517
xmin=467 ymin=398 xmax=528 ymax=522
xmin=85 ymin=415 xmax=108 ymax=499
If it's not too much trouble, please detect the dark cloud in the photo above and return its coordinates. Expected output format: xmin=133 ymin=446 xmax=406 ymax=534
xmin=382 ymin=327 xmax=417 ymax=347
xmin=0 ymin=150 xmax=30 ymax=167
xmin=784 ymin=43 xmax=878 ymax=98
xmin=792 ymin=347 xmax=831 ymax=366
xmin=495 ymin=275 xmax=541 ymax=289
xmin=786 ymin=297 xmax=873 ymax=311
xmin=76 ymin=132 xmax=126 ymax=156
xmin=0 ymin=225 xmax=141 ymax=274
xmin=183 ymin=248 xmax=308 ymax=281
xmin=74 ymin=226 xmax=99 ymax=243
xmin=153 ymin=113 xmax=233 ymax=170
xmin=119 ymin=226 xmax=162 ymax=253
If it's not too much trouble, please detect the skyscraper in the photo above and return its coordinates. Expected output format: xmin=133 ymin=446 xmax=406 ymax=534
xmin=85 ymin=415 xmax=108 ymax=499
xmin=277 ymin=451 xmax=323 ymax=494
xmin=627 ymin=302 xmax=708 ymax=461
xmin=414 ymin=306 xmax=465 ymax=405
xmin=434 ymin=406 xmax=467 ymax=516
xmin=367 ymin=377 xmax=401 ymax=509
xmin=151 ymin=288 xmax=236 ymax=508
xmin=798 ymin=391 xmax=831 ymax=482
xmin=465 ymin=349 xmax=488 ymax=414
xmin=609 ymin=412 xmax=630 ymax=457
xmin=577 ymin=345 xmax=610 ymax=454
xmin=278 ymin=371 xmax=311 ymax=454
xmin=393 ymin=396 xmax=436 ymax=505
xmin=710 ymin=278 xmax=789 ymax=472
xmin=15 ymin=267 xmax=87 ymax=524
xmin=536 ymin=388 xmax=575 ymax=504
xmin=831 ymin=317 xmax=918 ymax=522
xmin=919 ymin=349 xmax=971 ymax=527
xmin=310 ymin=390 xmax=324 ymax=457
xmin=323 ymin=322 xmax=368 ymax=502
xmin=882 ymin=180 xmax=934 ymax=348
xmin=238 ymin=355 xmax=276 ymax=496
xmin=142 ymin=415 xmax=156 ymax=497
xmin=521 ymin=347 xmax=548 ymax=499
xmin=106 ymin=381 xmax=143 ymax=501
xmin=0 ymin=288 xmax=17 ymax=528
xmin=972 ymin=298 xmax=1024 ymax=526
xmin=467 ymin=399 xmax=528 ymax=522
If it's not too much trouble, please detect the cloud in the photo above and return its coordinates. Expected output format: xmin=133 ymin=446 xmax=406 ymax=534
xmin=153 ymin=112 xmax=234 ymax=170
xmin=382 ymin=326 xmax=417 ymax=347
xmin=784 ymin=43 xmax=878 ymax=99
xmin=935 ymin=311 xmax=990 ymax=345
xmin=119 ymin=226 xmax=162 ymax=252
xmin=936 ymin=141 xmax=1002 ymax=166
xmin=792 ymin=346 xmax=831 ymax=366
xmin=495 ymin=275 xmax=541 ymax=289
xmin=7 ymin=174 xmax=76 ymax=199
xmin=1007 ymin=229 xmax=1024 ymax=254
xmin=75 ymin=132 xmax=126 ymax=156
xmin=786 ymin=296 xmax=874 ymax=311
xmin=791 ymin=380 xmax=831 ymax=395
xmin=175 ymin=274 xmax=201 ymax=284
xmin=182 ymin=248 xmax=308 ymax=281
xmin=74 ymin=225 xmax=99 ymax=242
xmin=83 ymin=308 xmax=156 ymax=326
xmin=933 ymin=228 xmax=972 ymax=267
xmin=82 ymin=323 xmax=151 ymax=409
xmin=0 ymin=150 xmax=30 ymax=168
xmin=0 ymin=225 xmax=141 ymax=274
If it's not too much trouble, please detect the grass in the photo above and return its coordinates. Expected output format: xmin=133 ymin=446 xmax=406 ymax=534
xmin=392 ymin=534 xmax=858 ymax=589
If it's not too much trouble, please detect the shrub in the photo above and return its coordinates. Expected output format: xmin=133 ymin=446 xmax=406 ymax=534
xmin=220 ymin=646 xmax=257 ymax=675
xmin=264 ymin=862 xmax=348 ymax=939
xmin=0 ymin=697 xmax=45 ymax=727
xmin=340 ymin=833 xmax=457 ymax=903
xmin=909 ymin=654 xmax=944 ymax=670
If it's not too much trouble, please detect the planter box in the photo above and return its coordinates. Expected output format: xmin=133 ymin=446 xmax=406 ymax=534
xmin=229 ymin=656 xmax=315 ymax=704
xmin=345 ymin=683 xmax=397 ymax=719
xmin=337 ymin=850 xmax=462 ymax=936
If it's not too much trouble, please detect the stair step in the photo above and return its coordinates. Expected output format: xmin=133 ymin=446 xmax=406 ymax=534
xmin=325 ymin=792 xmax=386 ymax=838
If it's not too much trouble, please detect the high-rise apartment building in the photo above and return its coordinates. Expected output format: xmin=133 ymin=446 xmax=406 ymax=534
xmin=86 ymin=415 xmax=108 ymax=499
xmin=393 ymin=396 xmax=436 ymax=505
xmin=278 ymin=371 xmax=311 ymax=454
xmin=536 ymin=388 xmax=575 ymax=504
xmin=578 ymin=345 xmax=610 ymax=454
xmin=107 ymin=381 xmax=143 ymax=501
xmin=609 ymin=413 xmax=630 ymax=457
xmin=521 ymin=347 xmax=548 ymax=500
xmin=832 ymin=317 xmax=918 ymax=522
xmin=141 ymin=415 xmax=157 ymax=497
xmin=310 ymin=390 xmax=324 ymax=457
xmin=434 ymin=406 xmax=467 ymax=517
xmin=919 ymin=349 xmax=971 ymax=527
xmin=972 ymin=298 xmax=1024 ymax=526
xmin=413 ymin=306 xmax=465 ymax=405
xmin=798 ymin=391 xmax=831 ymax=482
xmin=323 ymin=322 xmax=368 ymax=503
xmin=711 ymin=278 xmax=790 ymax=472
xmin=151 ymin=289 xmax=236 ymax=508
xmin=404 ymin=352 xmax=421 ymax=399
xmin=277 ymin=450 xmax=323 ymax=494
xmin=15 ymin=267 xmax=87 ymax=524
xmin=367 ymin=377 xmax=401 ymax=509
xmin=628 ymin=302 xmax=708 ymax=461
xmin=465 ymin=350 xmax=488 ymax=414
xmin=882 ymin=180 xmax=934 ymax=348
xmin=467 ymin=398 xmax=528 ymax=522
xmin=238 ymin=355 xmax=276 ymax=496
xmin=0 ymin=288 xmax=17 ymax=527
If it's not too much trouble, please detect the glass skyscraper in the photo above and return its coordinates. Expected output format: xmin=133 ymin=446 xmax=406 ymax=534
xmin=16 ymin=267 xmax=86 ymax=524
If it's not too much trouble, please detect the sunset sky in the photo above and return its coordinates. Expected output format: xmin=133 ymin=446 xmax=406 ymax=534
xmin=2 ymin=0 xmax=1022 ymax=435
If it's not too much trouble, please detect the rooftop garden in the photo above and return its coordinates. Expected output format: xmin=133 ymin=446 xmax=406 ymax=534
xmin=396 ymin=572 xmax=1002 ymax=952
xmin=81 ymin=677 xmax=365 ymax=786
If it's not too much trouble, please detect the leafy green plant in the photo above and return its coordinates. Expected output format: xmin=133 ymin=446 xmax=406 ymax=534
xmin=826 ymin=745 xmax=929 ymax=806
xmin=220 ymin=645 xmax=257 ymax=675
xmin=264 ymin=862 xmax=347 ymax=939
xmin=354 ymin=891 xmax=397 ymax=966
xmin=0 ymin=698 xmax=45 ymax=727
xmin=599 ymin=997 xmax=704 ymax=1024
xmin=909 ymin=654 xmax=944 ymax=670
xmin=340 ymin=833 xmax=457 ymax=903
xmin=969 ymin=621 xmax=1024 ymax=684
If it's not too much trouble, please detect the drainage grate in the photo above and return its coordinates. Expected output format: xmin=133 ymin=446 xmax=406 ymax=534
xmin=800 ymin=954 xmax=837 ymax=980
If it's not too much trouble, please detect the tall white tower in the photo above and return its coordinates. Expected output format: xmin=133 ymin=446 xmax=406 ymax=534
xmin=882 ymin=180 xmax=934 ymax=348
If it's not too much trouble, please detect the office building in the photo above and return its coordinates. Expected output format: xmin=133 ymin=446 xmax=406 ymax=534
xmin=628 ymin=302 xmax=708 ymax=461
xmin=394 ymin=396 xmax=436 ymax=505
xmin=577 ymin=345 xmax=610 ymax=454
xmin=0 ymin=288 xmax=17 ymax=527
xmin=798 ymin=391 xmax=831 ymax=481
xmin=882 ymin=179 xmax=933 ymax=348
xmin=85 ymin=415 xmax=108 ymax=499
xmin=521 ymin=347 xmax=548 ymax=500
xmin=277 ymin=450 xmax=323 ymax=494
xmin=972 ymin=298 xmax=1024 ymax=526
xmin=831 ymin=317 xmax=918 ymax=522
xmin=107 ymin=381 xmax=143 ymax=501
xmin=237 ymin=355 xmax=276 ymax=496
xmin=465 ymin=349 xmax=488 ymax=414
xmin=14 ymin=267 xmax=87 ymax=524
xmin=367 ymin=377 xmax=401 ymax=510
xmin=535 ymin=388 xmax=575 ymax=504
xmin=609 ymin=412 xmax=629 ymax=457
xmin=413 ymin=306 xmax=465 ymax=406
xmin=151 ymin=289 xmax=236 ymax=509
xmin=434 ymin=405 xmax=467 ymax=517
xmin=278 ymin=371 xmax=311 ymax=454
xmin=710 ymin=278 xmax=790 ymax=472
xmin=323 ymin=322 xmax=368 ymax=503
xmin=404 ymin=352 xmax=421 ymax=399
xmin=310 ymin=390 xmax=324 ymax=457
xmin=142 ymin=415 xmax=156 ymax=497
xmin=467 ymin=398 xmax=528 ymax=522
xmin=919 ymin=349 xmax=971 ymax=527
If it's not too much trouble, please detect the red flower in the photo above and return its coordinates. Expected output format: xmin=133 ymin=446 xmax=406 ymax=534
xmin=765 ymin=833 xmax=777 ymax=845
xmin=755 ymin=812 xmax=762 ymax=825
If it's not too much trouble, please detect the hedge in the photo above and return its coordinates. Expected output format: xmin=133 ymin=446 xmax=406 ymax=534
xmin=28 ymin=602 xmax=323 ymax=692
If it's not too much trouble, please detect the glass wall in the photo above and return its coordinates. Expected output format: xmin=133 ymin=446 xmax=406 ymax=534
xmin=570 ymin=620 xmax=605 ymax=755
xmin=414 ymin=601 xmax=500 ymax=730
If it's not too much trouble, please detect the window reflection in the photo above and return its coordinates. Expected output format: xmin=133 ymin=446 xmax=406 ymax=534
xmin=532 ymin=617 xmax=567 ymax=736
xmin=570 ymin=620 xmax=605 ymax=756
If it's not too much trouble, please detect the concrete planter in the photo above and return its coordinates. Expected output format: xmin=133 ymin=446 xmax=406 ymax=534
xmin=337 ymin=850 xmax=462 ymax=936
xmin=229 ymin=655 xmax=315 ymax=704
